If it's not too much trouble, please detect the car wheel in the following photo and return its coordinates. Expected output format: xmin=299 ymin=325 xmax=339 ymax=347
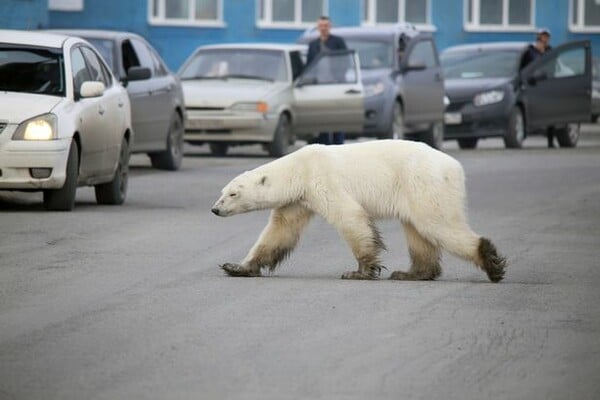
xmin=149 ymin=112 xmax=183 ymax=171
xmin=267 ymin=113 xmax=290 ymax=157
xmin=457 ymin=137 xmax=478 ymax=149
xmin=95 ymin=137 xmax=129 ymax=205
xmin=421 ymin=121 xmax=444 ymax=150
xmin=389 ymin=101 xmax=404 ymax=140
xmin=504 ymin=107 xmax=525 ymax=149
xmin=209 ymin=142 xmax=229 ymax=156
xmin=555 ymin=123 xmax=580 ymax=148
xmin=43 ymin=139 xmax=78 ymax=211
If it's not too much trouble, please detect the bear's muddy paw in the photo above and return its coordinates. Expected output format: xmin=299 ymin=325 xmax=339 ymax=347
xmin=221 ymin=263 xmax=261 ymax=277
xmin=341 ymin=271 xmax=378 ymax=280
xmin=389 ymin=270 xmax=412 ymax=280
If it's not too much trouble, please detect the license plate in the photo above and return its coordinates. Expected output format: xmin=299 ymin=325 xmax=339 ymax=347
xmin=187 ymin=119 xmax=224 ymax=129
xmin=444 ymin=112 xmax=462 ymax=125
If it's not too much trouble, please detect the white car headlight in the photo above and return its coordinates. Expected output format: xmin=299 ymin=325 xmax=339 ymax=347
xmin=364 ymin=82 xmax=385 ymax=98
xmin=12 ymin=113 xmax=58 ymax=141
xmin=473 ymin=90 xmax=505 ymax=107
xmin=230 ymin=101 xmax=268 ymax=113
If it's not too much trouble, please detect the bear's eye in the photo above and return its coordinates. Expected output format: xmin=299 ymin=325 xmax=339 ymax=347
xmin=229 ymin=192 xmax=238 ymax=198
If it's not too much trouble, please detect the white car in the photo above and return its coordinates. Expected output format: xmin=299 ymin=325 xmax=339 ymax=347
xmin=178 ymin=43 xmax=365 ymax=157
xmin=0 ymin=30 xmax=134 ymax=211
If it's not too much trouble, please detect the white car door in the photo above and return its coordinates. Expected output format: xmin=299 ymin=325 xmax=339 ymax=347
xmin=292 ymin=50 xmax=364 ymax=134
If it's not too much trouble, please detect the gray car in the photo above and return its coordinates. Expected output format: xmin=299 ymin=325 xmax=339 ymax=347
xmin=299 ymin=24 xmax=446 ymax=149
xmin=49 ymin=30 xmax=186 ymax=170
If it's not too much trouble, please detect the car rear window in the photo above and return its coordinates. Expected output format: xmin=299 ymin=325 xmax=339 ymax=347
xmin=0 ymin=46 xmax=65 ymax=96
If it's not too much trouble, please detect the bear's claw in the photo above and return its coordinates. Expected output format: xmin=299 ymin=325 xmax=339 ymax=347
xmin=341 ymin=271 xmax=378 ymax=280
xmin=221 ymin=263 xmax=261 ymax=277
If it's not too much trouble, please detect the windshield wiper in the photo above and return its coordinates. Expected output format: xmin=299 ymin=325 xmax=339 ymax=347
xmin=180 ymin=75 xmax=227 ymax=81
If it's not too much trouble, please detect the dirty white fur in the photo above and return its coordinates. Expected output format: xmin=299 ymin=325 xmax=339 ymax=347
xmin=212 ymin=140 xmax=505 ymax=281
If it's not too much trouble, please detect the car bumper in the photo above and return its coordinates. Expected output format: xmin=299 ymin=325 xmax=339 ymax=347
xmin=443 ymin=100 xmax=510 ymax=139
xmin=184 ymin=109 xmax=278 ymax=143
xmin=0 ymin=131 xmax=70 ymax=190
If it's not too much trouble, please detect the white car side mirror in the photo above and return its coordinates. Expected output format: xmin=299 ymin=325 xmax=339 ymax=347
xmin=80 ymin=81 xmax=105 ymax=98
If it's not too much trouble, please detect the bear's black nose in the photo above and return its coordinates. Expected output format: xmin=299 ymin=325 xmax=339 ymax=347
xmin=211 ymin=207 xmax=220 ymax=216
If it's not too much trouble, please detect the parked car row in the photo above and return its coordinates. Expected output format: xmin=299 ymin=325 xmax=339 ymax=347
xmin=0 ymin=27 xmax=594 ymax=211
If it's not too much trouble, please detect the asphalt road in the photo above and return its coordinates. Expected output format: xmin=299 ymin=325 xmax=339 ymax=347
xmin=1 ymin=129 xmax=600 ymax=400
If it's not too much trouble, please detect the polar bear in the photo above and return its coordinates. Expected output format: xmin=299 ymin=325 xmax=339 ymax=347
xmin=211 ymin=140 xmax=506 ymax=282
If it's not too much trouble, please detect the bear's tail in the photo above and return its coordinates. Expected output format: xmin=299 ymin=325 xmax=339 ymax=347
xmin=478 ymin=237 xmax=507 ymax=283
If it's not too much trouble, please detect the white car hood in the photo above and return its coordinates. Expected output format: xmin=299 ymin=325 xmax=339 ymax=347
xmin=181 ymin=80 xmax=286 ymax=108
xmin=0 ymin=92 xmax=63 ymax=123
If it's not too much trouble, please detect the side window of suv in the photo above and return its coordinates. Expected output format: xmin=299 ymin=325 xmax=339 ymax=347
xmin=130 ymin=38 xmax=156 ymax=77
xmin=408 ymin=40 xmax=437 ymax=69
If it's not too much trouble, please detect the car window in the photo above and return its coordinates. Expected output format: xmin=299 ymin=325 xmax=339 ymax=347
xmin=179 ymin=49 xmax=288 ymax=82
xmin=537 ymin=47 xmax=586 ymax=79
xmin=441 ymin=50 xmax=521 ymax=79
xmin=408 ymin=40 xmax=437 ymax=68
xmin=80 ymin=46 xmax=112 ymax=86
xmin=289 ymin=50 xmax=304 ymax=80
xmin=121 ymin=40 xmax=141 ymax=75
xmin=344 ymin=38 xmax=393 ymax=70
xmin=130 ymin=38 xmax=156 ymax=76
xmin=300 ymin=51 xmax=358 ymax=85
xmin=148 ymin=46 xmax=168 ymax=77
xmin=0 ymin=46 xmax=65 ymax=96
xmin=71 ymin=47 xmax=92 ymax=96
xmin=84 ymin=38 xmax=115 ymax=72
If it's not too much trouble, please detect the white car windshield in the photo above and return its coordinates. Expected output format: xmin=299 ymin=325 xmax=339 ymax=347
xmin=0 ymin=46 xmax=65 ymax=96
xmin=441 ymin=50 xmax=521 ymax=79
xmin=179 ymin=49 xmax=288 ymax=82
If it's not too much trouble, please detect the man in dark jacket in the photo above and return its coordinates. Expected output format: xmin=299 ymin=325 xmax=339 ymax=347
xmin=520 ymin=28 xmax=556 ymax=147
xmin=307 ymin=16 xmax=347 ymax=145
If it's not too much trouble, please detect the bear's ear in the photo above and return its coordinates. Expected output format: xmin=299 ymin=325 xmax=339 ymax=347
xmin=259 ymin=176 xmax=268 ymax=186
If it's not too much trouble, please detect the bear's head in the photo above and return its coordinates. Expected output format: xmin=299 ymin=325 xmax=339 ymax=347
xmin=211 ymin=169 xmax=293 ymax=217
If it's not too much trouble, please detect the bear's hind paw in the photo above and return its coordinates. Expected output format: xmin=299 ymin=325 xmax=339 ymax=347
xmin=221 ymin=263 xmax=261 ymax=277
xmin=341 ymin=271 xmax=378 ymax=280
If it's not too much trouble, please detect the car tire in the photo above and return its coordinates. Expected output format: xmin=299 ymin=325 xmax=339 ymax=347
xmin=421 ymin=121 xmax=444 ymax=150
xmin=555 ymin=123 xmax=580 ymax=148
xmin=457 ymin=137 xmax=478 ymax=149
xmin=267 ymin=113 xmax=290 ymax=157
xmin=149 ymin=112 xmax=184 ymax=171
xmin=95 ymin=137 xmax=129 ymax=205
xmin=43 ymin=139 xmax=78 ymax=211
xmin=504 ymin=107 xmax=525 ymax=149
xmin=209 ymin=143 xmax=229 ymax=156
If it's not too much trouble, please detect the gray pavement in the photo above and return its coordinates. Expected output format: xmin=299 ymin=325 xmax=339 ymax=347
xmin=1 ymin=128 xmax=600 ymax=400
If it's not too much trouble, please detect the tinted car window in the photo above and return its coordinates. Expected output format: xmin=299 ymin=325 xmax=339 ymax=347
xmin=122 ymin=40 xmax=141 ymax=74
xmin=290 ymin=50 xmax=304 ymax=80
xmin=441 ymin=50 xmax=521 ymax=79
xmin=0 ymin=46 xmax=65 ymax=96
xmin=408 ymin=40 xmax=437 ymax=68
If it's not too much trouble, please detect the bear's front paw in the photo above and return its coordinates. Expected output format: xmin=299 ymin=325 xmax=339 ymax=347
xmin=341 ymin=271 xmax=377 ymax=280
xmin=221 ymin=263 xmax=261 ymax=277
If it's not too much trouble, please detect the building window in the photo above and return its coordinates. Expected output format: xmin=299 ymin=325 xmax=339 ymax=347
xmin=465 ymin=0 xmax=534 ymax=31
xmin=570 ymin=0 xmax=600 ymax=31
xmin=362 ymin=0 xmax=430 ymax=26
xmin=257 ymin=0 xmax=326 ymax=28
xmin=149 ymin=0 xmax=223 ymax=26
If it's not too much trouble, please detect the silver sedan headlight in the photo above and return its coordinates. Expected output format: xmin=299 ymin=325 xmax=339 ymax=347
xmin=230 ymin=101 xmax=269 ymax=113
xmin=12 ymin=113 xmax=58 ymax=140
xmin=364 ymin=82 xmax=385 ymax=98
xmin=473 ymin=90 xmax=505 ymax=107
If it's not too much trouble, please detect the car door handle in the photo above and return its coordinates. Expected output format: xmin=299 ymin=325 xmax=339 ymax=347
xmin=98 ymin=105 xmax=105 ymax=115
xmin=345 ymin=89 xmax=361 ymax=94
xmin=118 ymin=99 xmax=124 ymax=108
